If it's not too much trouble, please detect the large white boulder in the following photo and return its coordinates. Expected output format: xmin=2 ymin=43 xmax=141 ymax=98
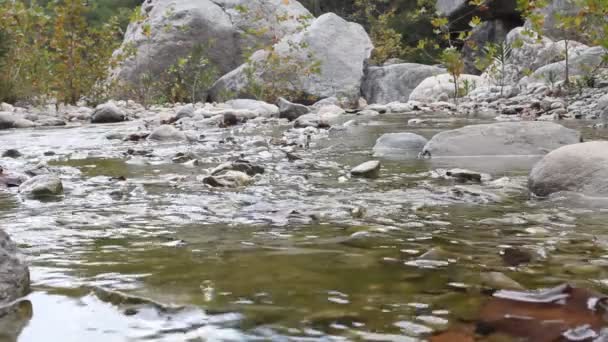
xmin=409 ymin=74 xmax=488 ymax=103
xmin=209 ymin=13 xmax=373 ymax=105
xmin=423 ymin=122 xmax=581 ymax=157
xmin=111 ymin=0 xmax=312 ymax=88
xmin=529 ymin=141 xmax=608 ymax=197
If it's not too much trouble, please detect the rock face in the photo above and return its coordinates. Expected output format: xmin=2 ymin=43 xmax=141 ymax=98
xmin=373 ymin=133 xmax=428 ymax=158
xmin=91 ymin=102 xmax=125 ymax=123
xmin=529 ymin=141 xmax=608 ymax=197
xmin=523 ymin=46 xmax=605 ymax=84
xmin=527 ymin=0 xmax=583 ymax=41
xmin=409 ymin=74 xmax=488 ymax=103
xmin=18 ymin=175 xmax=64 ymax=200
xmin=0 ymin=230 xmax=29 ymax=305
xmin=362 ymin=63 xmax=444 ymax=104
xmin=209 ymin=13 xmax=373 ymax=104
xmin=111 ymin=0 xmax=312 ymax=89
xmin=423 ymin=122 xmax=581 ymax=157
xmin=487 ymin=27 xmax=590 ymax=85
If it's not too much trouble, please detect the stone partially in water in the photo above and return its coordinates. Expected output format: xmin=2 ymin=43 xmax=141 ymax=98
xmin=480 ymin=272 xmax=525 ymax=290
xmin=2 ymin=149 xmax=21 ymax=158
xmin=90 ymin=102 xmax=125 ymax=123
xmin=277 ymin=97 xmax=309 ymax=121
xmin=18 ymin=175 xmax=63 ymax=199
xmin=148 ymin=125 xmax=187 ymax=142
xmin=423 ymin=122 xmax=581 ymax=157
xmin=0 ymin=230 xmax=30 ymax=305
xmin=350 ymin=160 xmax=381 ymax=178
xmin=372 ymin=133 xmax=428 ymax=158
xmin=203 ymin=171 xmax=252 ymax=188
xmin=529 ymin=141 xmax=608 ymax=197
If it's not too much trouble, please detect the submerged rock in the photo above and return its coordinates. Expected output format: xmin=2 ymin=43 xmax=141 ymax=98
xmin=529 ymin=141 xmax=608 ymax=197
xmin=372 ymin=133 xmax=428 ymax=158
xmin=350 ymin=160 xmax=381 ymax=178
xmin=148 ymin=125 xmax=187 ymax=142
xmin=480 ymin=272 xmax=525 ymax=290
xmin=203 ymin=170 xmax=252 ymax=188
xmin=211 ymin=160 xmax=265 ymax=177
xmin=0 ymin=230 xmax=30 ymax=305
xmin=423 ymin=122 xmax=581 ymax=157
xmin=18 ymin=175 xmax=63 ymax=199
xmin=2 ymin=149 xmax=21 ymax=158
xmin=91 ymin=102 xmax=125 ymax=123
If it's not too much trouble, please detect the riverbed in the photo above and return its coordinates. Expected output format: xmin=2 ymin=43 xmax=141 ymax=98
xmin=1 ymin=113 xmax=608 ymax=341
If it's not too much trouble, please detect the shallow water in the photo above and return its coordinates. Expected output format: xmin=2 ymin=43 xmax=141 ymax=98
xmin=1 ymin=114 xmax=608 ymax=341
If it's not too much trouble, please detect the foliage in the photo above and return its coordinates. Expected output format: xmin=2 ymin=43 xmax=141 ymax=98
xmin=0 ymin=1 xmax=53 ymax=103
xmin=440 ymin=47 xmax=465 ymax=104
xmin=51 ymin=0 xmax=122 ymax=104
xmin=166 ymin=44 xmax=218 ymax=103
xmin=235 ymin=3 xmax=321 ymax=103
xmin=0 ymin=0 xmax=124 ymax=105
xmin=477 ymin=41 xmax=513 ymax=96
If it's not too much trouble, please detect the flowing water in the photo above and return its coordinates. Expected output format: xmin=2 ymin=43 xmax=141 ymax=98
xmin=1 ymin=113 xmax=608 ymax=341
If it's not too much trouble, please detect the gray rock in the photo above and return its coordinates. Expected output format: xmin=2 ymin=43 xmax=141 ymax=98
xmin=210 ymin=13 xmax=373 ymax=104
xmin=0 ymin=113 xmax=35 ymax=130
xmin=2 ymin=149 xmax=21 ymax=158
xmin=36 ymin=117 xmax=66 ymax=127
xmin=529 ymin=141 xmax=608 ymax=197
xmin=110 ymin=0 xmax=312 ymax=91
xmin=210 ymin=160 xmax=265 ymax=177
xmin=0 ymin=230 xmax=29 ymax=305
xmin=226 ymin=99 xmax=279 ymax=117
xmin=277 ymin=97 xmax=309 ymax=121
xmin=351 ymin=160 xmax=381 ymax=178
xmin=91 ymin=102 xmax=125 ymax=123
xmin=409 ymin=74 xmax=488 ymax=103
xmin=487 ymin=27 xmax=588 ymax=85
xmin=362 ymin=63 xmax=444 ymax=104
xmin=423 ymin=122 xmax=581 ymax=157
xmin=435 ymin=0 xmax=518 ymax=26
xmin=203 ymin=170 xmax=252 ymax=188
xmin=599 ymin=94 xmax=608 ymax=111
xmin=372 ymin=133 xmax=428 ymax=158
xmin=148 ymin=125 xmax=187 ymax=141
xmin=175 ymin=104 xmax=195 ymax=121
xmin=18 ymin=175 xmax=63 ymax=199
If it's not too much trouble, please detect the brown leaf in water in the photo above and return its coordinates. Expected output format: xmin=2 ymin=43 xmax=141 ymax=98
xmin=433 ymin=285 xmax=608 ymax=341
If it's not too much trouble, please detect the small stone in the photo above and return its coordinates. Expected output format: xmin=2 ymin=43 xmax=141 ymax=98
xmin=2 ymin=149 xmax=21 ymax=158
xmin=18 ymin=174 xmax=63 ymax=200
xmin=350 ymin=160 xmax=381 ymax=178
